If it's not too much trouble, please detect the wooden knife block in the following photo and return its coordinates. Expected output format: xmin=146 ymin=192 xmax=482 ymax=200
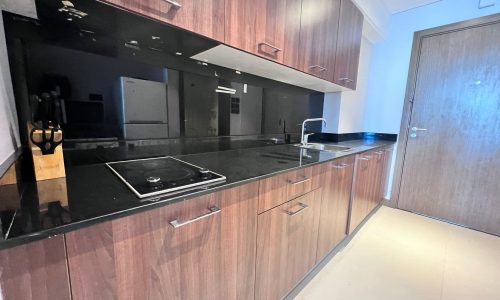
xmin=27 ymin=123 xmax=66 ymax=181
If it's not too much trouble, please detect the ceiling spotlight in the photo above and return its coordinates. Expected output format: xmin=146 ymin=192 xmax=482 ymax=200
xmin=67 ymin=18 xmax=73 ymax=21
xmin=175 ymin=52 xmax=182 ymax=56
xmin=235 ymin=70 xmax=242 ymax=75
xmin=152 ymin=36 xmax=160 ymax=40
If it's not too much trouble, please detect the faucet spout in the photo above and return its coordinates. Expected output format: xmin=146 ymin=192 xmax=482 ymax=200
xmin=301 ymin=118 xmax=327 ymax=146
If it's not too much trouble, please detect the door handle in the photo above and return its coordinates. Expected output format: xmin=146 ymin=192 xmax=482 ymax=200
xmin=411 ymin=127 xmax=427 ymax=131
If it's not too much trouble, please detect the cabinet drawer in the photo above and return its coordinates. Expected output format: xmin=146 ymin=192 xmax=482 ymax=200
xmin=258 ymin=166 xmax=316 ymax=213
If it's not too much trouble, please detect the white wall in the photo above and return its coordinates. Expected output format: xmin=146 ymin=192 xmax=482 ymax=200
xmin=0 ymin=12 xmax=20 ymax=171
xmin=322 ymin=36 xmax=374 ymax=133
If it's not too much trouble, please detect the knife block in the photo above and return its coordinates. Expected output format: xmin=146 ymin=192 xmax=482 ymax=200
xmin=27 ymin=123 xmax=66 ymax=181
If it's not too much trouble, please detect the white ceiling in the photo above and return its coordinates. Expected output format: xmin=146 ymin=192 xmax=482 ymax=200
xmin=381 ymin=0 xmax=442 ymax=14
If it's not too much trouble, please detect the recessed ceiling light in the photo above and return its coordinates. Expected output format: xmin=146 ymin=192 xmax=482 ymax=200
xmin=152 ymin=36 xmax=160 ymax=40
xmin=67 ymin=18 xmax=73 ymax=21
xmin=175 ymin=52 xmax=182 ymax=56
xmin=235 ymin=70 xmax=242 ymax=75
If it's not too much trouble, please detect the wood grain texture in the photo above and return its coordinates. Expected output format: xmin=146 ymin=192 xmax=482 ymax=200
xmin=397 ymin=20 xmax=500 ymax=235
xmin=0 ymin=236 xmax=71 ymax=300
xmin=255 ymin=189 xmax=322 ymax=300
xmin=104 ymin=0 xmax=225 ymax=41
xmin=66 ymin=182 xmax=259 ymax=300
xmin=258 ymin=166 xmax=313 ymax=213
xmin=391 ymin=13 xmax=500 ymax=206
xmin=332 ymin=0 xmax=363 ymax=89
xmin=348 ymin=149 xmax=385 ymax=233
xmin=316 ymin=156 xmax=354 ymax=261
xmin=296 ymin=0 xmax=341 ymax=80
xmin=225 ymin=0 xmax=301 ymax=64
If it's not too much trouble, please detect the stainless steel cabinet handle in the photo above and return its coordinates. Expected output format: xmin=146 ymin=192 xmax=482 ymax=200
xmin=284 ymin=202 xmax=309 ymax=216
xmin=339 ymin=77 xmax=354 ymax=83
xmin=162 ymin=0 xmax=182 ymax=8
xmin=332 ymin=163 xmax=351 ymax=169
xmin=309 ymin=65 xmax=327 ymax=72
xmin=374 ymin=151 xmax=385 ymax=155
xmin=411 ymin=127 xmax=427 ymax=131
xmin=169 ymin=206 xmax=220 ymax=228
xmin=259 ymin=42 xmax=282 ymax=52
xmin=357 ymin=156 xmax=371 ymax=161
xmin=288 ymin=177 xmax=311 ymax=185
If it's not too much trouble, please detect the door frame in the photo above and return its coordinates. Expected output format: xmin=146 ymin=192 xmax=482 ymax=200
xmin=391 ymin=12 xmax=500 ymax=206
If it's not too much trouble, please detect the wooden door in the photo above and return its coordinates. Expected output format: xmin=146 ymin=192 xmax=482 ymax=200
xmin=256 ymin=189 xmax=322 ymax=300
xmin=0 ymin=236 xmax=71 ymax=300
xmin=316 ymin=156 xmax=354 ymax=261
xmin=332 ymin=0 xmax=363 ymax=89
xmin=225 ymin=0 xmax=302 ymax=64
xmin=104 ymin=0 xmax=225 ymax=41
xmin=66 ymin=182 xmax=258 ymax=300
xmin=296 ymin=0 xmax=341 ymax=80
xmin=397 ymin=19 xmax=500 ymax=235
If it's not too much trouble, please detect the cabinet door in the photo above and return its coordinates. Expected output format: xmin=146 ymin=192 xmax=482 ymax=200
xmin=256 ymin=189 xmax=322 ymax=300
xmin=104 ymin=0 xmax=225 ymax=41
xmin=316 ymin=156 xmax=354 ymax=261
xmin=65 ymin=182 xmax=258 ymax=300
xmin=0 ymin=236 xmax=71 ymax=300
xmin=348 ymin=152 xmax=374 ymax=233
xmin=225 ymin=0 xmax=302 ymax=64
xmin=296 ymin=0 xmax=341 ymax=80
xmin=333 ymin=0 xmax=363 ymax=89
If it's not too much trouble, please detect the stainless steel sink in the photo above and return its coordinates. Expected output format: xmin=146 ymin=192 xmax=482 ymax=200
xmin=294 ymin=143 xmax=353 ymax=152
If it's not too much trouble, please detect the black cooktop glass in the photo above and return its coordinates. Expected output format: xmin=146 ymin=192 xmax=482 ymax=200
xmin=106 ymin=157 xmax=226 ymax=198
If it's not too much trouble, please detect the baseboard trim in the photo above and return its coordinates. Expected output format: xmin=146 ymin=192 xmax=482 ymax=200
xmin=284 ymin=203 xmax=384 ymax=300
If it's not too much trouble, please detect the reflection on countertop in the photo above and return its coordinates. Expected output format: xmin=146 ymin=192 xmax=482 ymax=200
xmin=0 ymin=137 xmax=395 ymax=250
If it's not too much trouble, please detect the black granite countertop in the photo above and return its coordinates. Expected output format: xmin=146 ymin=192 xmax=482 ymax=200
xmin=0 ymin=138 xmax=394 ymax=250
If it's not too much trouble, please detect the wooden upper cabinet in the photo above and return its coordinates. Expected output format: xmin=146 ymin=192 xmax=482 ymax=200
xmin=225 ymin=0 xmax=302 ymax=64
xmin=103 ymin=0 xmax=225 ymax=41
xmin=333 ymin=0 xmax=364 ymax=89
xmin=65 ymin=182 xmax=259 ymax=300
xmin=0 ymin=236 xmax=71 ymax=300
xmin=296 ymin=0 xmax=341 ymax=80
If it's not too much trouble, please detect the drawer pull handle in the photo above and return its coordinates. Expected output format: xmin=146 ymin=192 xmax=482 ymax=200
xmin=339 ymin=77 xmax=354 ymax=83
xmin=357 ymin=156 xmax=371 ymax=161
xmin=285 ymin=203 xmax=309 ymax=216
xmin=259 ymin=42 xmax=282 ymax=52
xmin=288 ymin=177 xmax=311 ymax=185
xmin=332 ymin=163 xmax=351 ymax=169
xmin=169 ymin=206 xmax=220 ymax=228
xmin=374 ymin=151 xmax=384 ymax=155
xmin=309 ymin=65 xmax=327 ymax=72
xmin=162 ymin=0 xmax=182 ymax=8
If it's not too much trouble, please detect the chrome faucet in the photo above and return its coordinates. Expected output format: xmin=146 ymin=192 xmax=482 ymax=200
xmin=301 ymin=118 xmax=327 ymax=146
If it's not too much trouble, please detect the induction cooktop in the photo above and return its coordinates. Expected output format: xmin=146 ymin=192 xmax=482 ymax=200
xmin=106 ymin=157 xmax=226 ymax=198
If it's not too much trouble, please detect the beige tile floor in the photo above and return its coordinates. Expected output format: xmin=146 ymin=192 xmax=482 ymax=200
xmin=295 ymin=206 xmax=500 ymax=300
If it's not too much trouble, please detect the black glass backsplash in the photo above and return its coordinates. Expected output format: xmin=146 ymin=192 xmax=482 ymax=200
xmin=4 ymin=0 xmax=324 ymax=146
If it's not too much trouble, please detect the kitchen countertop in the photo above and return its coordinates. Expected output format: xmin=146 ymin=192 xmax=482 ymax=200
xmin=0 ymin=139 xmax=394 ymax=250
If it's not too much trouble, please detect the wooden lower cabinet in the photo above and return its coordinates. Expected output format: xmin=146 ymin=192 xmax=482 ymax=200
xmin=0 ymin=236 xmax=71 ymax=300
xmin=65 ymin=182 xmax=259 ymax=300
xmin=316 ymin=156 xmax=354 ymax=261
xmin=255 ymin=188 xmax=322 ymax=300
xmin=349 ymin=147 xmax=391 ymax=233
